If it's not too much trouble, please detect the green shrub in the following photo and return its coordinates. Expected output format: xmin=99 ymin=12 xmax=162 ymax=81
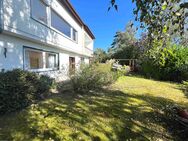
xmin=182 ymin=81 xmax=188 ymax=93
xmin=115 ymin=65 xmax=131 ymax=77
xmin=141 ymin=43 xmax=188 ymax=82
xmin=0 ymin=69 xmax=55 ymax=114
xmin=70 ymin=63 xmax=118 ymax=93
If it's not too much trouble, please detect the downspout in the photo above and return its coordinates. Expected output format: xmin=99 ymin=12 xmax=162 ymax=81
xmin=0 ymin=0 xmax=3 ymax=33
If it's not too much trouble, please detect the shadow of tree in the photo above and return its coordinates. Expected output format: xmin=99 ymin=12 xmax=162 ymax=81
xmin=0 ymin=88 xmax=187 ymax=141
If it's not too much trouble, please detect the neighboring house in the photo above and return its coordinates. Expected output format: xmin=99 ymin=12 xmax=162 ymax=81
xmin=0 ymin=0 xmax=95 ymax=81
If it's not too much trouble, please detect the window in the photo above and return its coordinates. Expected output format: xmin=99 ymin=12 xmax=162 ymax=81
xmin=51 ymin=10 xmax=78 ymax=41
xmin=69 ymin=57 xmax=75 ymax=74
xmin=30 ymin=0 xmax=79 ymax=42
xmin=24 ymin=48 xmax=59 ymax=70
xmin=73 ymin=29 xmax=78 ymax=42
xmin=51 ymin=10 xmax=71 ymax=37
xmin=27 ymin=50 xmax=43 ymax=69
xmin=31 ymin=0 xmax=48 ymax=24
xmin=46 ymin=53 xmax=58 ymax=68
xmin=81 ymin=57 xmax=85 ymax=63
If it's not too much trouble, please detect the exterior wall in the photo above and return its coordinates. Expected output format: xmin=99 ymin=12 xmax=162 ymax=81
xmin=0 ymin=34 xmax=23 ymax=70
xmin=0 ymin=34 xmax=86 ymax=81
xmin=0 ymin=0 xmax=3 ymax=32
xmin=2 ymin=0 xmax=93 ymax=57
xmin=0 ymin=0 xmax=94 ymax=81
xmin=185 ymin=9 xmax=188 ymax=38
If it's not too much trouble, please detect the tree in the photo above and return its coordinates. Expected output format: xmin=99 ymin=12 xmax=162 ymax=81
xmin=94 ymin=48 xmax=107 ymax=63
xmin=108 ymin=22 xmax=140 ymax=59
xmin=109 ymin=0 xmax=188 ymax=40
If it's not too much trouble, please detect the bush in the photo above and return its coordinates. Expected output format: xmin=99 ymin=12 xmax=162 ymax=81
xmin=141 ymin=43 xmax=188 ymax=82
xmin=70 ymin=63 xmax=118 ymax=93
xmin=182 ymin=81 xmax=188 ymax=93
xmin=0 ymin=69 xmax=55 ymax=114
xmin=115 ymin=65 xmax=131 ymax=77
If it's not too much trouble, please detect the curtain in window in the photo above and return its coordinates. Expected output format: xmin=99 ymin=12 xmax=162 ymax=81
xmin=46 ymin=53 xmax=56 ymax=68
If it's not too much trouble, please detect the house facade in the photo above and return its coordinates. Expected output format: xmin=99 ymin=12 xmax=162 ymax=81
xmin=0 ymin=0 xmax=95 ymax=81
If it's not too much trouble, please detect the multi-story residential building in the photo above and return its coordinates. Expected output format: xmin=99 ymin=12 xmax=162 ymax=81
xmin=0 ymin=0 xmax=95 ymax=81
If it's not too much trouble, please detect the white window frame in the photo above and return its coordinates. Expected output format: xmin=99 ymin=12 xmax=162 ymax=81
xmin=30 ymin=0 xmax=79 ymax=43
xmin=72 ymin=28 xmax=78 ymax=42
xmin=24 ymin=47 xmax=59 ymax=72
xmin=50 ymin=9 xmax=78 ymax=42
xmin=51 ymin=9 xmax=71 ymax=38
xmin=31 ymin=0 xmax=49 ymax=25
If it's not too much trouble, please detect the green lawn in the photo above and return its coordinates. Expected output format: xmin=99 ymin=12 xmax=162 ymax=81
xmin=0 ymin=76 xmax=187 ymax=141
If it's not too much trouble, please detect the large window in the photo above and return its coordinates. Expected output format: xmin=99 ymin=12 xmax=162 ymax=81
xmin=30 ymin=0 xmax=78 ymax=42
xmin=51 ymin=10 xmax=71 ymax=37
xmin=51 ymin=10 xmax=78 ymax=41
xmin=24 ymin=48 xmax=59 ymax=70
xmin=31 ymin=0 xmax=48 ymax=24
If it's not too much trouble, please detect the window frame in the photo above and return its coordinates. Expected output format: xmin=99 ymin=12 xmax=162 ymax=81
xmin=50 ymin=9 xmax=78 ymax=43
xmin=46 ymin=52 xmax=59 ymax=69
xmin=30 ymin=0 xmax=49 ymax=26
xmin=30 ymin=0 xmax=79 ymax=43
xmin=51 ymin=9 xmax=72 ymax=38
xmin=72 ymin=28 xmax=78 ymax=42
xmin=23 ymin=46 xmax=59 ymax=72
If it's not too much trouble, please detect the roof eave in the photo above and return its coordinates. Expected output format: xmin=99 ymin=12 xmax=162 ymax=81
xmin=59 ymin=0 xmax=95 ymax=39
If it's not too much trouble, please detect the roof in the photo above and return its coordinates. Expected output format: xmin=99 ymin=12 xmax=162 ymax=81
xmin=59 ymin=0 xmax=95 ymax=39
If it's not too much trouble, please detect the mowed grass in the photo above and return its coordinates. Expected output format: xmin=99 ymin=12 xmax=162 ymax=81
xmin=0 ymin=76 xmax=188 ymax=141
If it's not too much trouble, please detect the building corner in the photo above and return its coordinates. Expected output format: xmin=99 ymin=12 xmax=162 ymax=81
xmin=0 ymin=0 xmax=3 ymax=33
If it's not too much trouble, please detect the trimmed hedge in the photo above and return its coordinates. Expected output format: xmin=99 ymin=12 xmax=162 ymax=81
xmin=0 ymin=69 xmax=55 ymax=114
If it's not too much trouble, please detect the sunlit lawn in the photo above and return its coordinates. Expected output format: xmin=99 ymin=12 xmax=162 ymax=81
xmin=0 ymin=76 xmax=188 ymax=141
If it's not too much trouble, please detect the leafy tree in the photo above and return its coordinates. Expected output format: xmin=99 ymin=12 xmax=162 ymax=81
xmin=109 ymin=0 xmax=188 ymax=40
xmin=94 ymin=48 xmax=108 ymax=63
xmin=141 ymin=40 xmax=188 ymax=82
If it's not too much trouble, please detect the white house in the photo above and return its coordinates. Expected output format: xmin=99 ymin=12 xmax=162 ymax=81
xmin=0 ymin=0 xmax=95 ymax=81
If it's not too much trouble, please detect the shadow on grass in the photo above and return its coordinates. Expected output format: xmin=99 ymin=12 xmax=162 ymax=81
xmin=0 ymin=88 xmax=187 ymax=141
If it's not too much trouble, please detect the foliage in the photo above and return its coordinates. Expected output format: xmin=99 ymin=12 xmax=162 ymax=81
xmin=182 ymin=81 xmax=188 ymax=93
xmin=109 ymin=0 xmax=188 ymax=40
xmin=0 ymin=76 xmax=187 ymax=141
xmin=116 ymin=65 xmax=131 ymax=77
xmin=0 ymin=69 xmax=55 ymax=114
xmin=141 ymin=42 xmax=188 ymax=82
xmin=70 ymin=63 xmax=122 ymax=93
xmin=108 ymin=22 xmax=140 ymax=60
xmin=94 ymin=48 xmax=108 ymax=63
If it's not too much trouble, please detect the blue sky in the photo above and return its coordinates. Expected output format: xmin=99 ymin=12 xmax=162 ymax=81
xmin=70 ymin=0 xmax=137 ymax=51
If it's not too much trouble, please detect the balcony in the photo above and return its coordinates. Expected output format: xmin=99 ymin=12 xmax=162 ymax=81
xmin=84 ymin=47 xmax=93 ymax=57
xmin=84 ymin=33 xmax=93 ymax=57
